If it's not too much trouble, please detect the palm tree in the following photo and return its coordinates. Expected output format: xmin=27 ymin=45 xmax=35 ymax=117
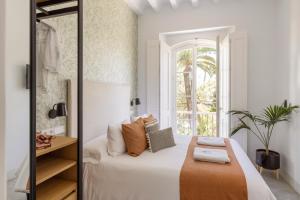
xmin=197 ymin=47 xmax=217 ymax=82
xmin=177 ymin=50 xmax=193 ymax=112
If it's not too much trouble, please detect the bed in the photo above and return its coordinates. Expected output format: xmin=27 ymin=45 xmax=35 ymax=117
xmin=67 ymin=80 xmax=276 ymax=200
xmin=83 ymin=135 xmax=276 ymax=200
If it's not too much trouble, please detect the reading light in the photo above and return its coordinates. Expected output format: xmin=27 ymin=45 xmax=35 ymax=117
xmin=131 ymin=98 xmax=141 ymax=106
xmin=48 ymin=103 xmax=67 ymax=119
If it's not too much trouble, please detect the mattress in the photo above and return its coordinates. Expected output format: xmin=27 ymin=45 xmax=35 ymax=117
xmin=83 ymin=135 xmax=276 ymax=200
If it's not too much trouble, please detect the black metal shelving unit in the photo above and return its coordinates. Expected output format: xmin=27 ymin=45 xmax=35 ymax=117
xmin=29 ymin=0 xmax=83 ymax=199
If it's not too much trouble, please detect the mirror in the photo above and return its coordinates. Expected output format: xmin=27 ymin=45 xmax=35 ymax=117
xmin=33 ymin=0 xmax=81 ymax=199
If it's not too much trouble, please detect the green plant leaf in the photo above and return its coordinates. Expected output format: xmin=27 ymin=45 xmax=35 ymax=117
xmin=231 ymin=123 xmax=250 ymax=136
xmin=229 ymin=103 xmax=299 ymax=150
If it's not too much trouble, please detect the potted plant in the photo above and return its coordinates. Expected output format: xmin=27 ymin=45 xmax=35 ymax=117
xmin=230 ymin=101 xmax=298 ymax=171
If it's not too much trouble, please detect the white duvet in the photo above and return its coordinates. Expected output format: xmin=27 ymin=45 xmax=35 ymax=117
xmin=83 ymin=135 xmax=276 ymax=200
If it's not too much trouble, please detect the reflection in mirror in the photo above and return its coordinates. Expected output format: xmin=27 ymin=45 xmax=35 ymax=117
xmin=36 ymin=11 xmax=77 ymax=136
xmin=34 ymin=2 xmax=79 ymax=199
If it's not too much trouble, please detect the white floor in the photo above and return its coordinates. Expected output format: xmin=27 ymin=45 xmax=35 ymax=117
xmin=8 ymin=173 xmax=300 ymax=200
xmin=7 ymin=179 xmax=27 ymax=200
xmin=263 ymin=171 xmax=300 ymax=200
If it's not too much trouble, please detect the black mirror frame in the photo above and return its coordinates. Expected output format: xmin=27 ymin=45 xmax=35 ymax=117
xmin=29 ymin=0 xmax=83 ymax=199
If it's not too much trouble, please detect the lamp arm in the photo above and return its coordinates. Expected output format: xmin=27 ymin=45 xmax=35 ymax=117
xmin=52 ymin=104 xmax=57 ymax=110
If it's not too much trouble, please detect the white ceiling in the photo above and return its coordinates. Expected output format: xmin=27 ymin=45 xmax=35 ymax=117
xmin=124 ymin=0 xmax=224 ymax=15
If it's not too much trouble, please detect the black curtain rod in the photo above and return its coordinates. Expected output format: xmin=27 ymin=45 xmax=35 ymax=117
xmin=37 ymin=6 xmax=78 ymax=20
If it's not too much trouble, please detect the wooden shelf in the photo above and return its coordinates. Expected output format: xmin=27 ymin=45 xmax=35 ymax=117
xmin=37 ymin=178 xmax=76 ymax=200
xmin=36 ymin=157 xmax=76 ymax=185
xmin=36 ymin=136 xmax=77 ymax=157
xmin=36 ymin=136 xmax=77 ymax=199
xmin=65 ymin=192 xmax=76 ymax=200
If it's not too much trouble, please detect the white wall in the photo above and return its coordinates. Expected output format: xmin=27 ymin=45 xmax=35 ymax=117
xmin=138 ymin=0 xmax=279 ymax=157
xmin=138 ymin=0 xmax=300 ymax=193
xmin=273 ymin=0 xmax=300 ymax=193
xmin=5 ymin=0 xmax=30 ymax=178
xmin=0 ymin=0 xmax=7 ymax=198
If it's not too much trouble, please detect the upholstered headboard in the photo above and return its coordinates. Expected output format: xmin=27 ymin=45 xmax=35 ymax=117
xmin=67 ymin=80 xmax=131 ymax=143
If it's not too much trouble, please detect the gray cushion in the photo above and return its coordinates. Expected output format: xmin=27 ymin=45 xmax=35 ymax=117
xmin=146 ymin=128 xmax=176 ymax=153
xmin=145 ymin=122 xmax=159 ymax=134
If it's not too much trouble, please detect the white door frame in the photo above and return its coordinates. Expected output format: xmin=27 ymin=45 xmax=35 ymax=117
xmin=0 ymin=0 xmax=6 ymax=197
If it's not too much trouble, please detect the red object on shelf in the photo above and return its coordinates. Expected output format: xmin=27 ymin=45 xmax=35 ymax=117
xmin=36 ymin=133 xmax=56 ymax=150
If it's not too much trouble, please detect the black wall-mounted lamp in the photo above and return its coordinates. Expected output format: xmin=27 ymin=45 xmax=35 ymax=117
xmin=48 ymin=102 xmax=67 ymax=119
xmin=131 ymin=98 xmax=141 ymax=106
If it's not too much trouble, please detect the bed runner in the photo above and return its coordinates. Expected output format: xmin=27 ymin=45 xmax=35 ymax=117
xmin=180 ymin=137 xmax=248 ymax=200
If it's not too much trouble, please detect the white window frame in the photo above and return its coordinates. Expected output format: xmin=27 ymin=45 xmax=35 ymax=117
xmin=171 ymin=39 xmax=219 ymax=136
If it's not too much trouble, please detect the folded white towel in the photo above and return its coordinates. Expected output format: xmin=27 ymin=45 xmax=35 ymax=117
xmin=193 ymin=147 xmax=230 ymax=164
xmin=197 ymin=136 xmax=226 ymax=147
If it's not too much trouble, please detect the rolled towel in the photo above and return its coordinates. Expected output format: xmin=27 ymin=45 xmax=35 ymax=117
xmin=193 ymin=147 xmax=230 ymax=164
xmin=197 ymin=136 xmax=225 ymax=147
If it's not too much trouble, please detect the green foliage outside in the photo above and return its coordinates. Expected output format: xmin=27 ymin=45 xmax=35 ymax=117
xmin=176 ymin=46 xmax=217 ymax=136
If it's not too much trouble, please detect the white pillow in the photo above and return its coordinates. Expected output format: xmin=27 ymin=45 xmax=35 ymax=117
xmin=83 ymin=135 xmax=107 ymax=164
xmin=107 ymin=122 xmax=127 ymax=156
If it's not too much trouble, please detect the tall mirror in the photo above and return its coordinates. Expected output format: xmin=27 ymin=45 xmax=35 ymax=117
xmin=30 ymin=0 xmax=82 ymax=199
xmin=32 ymin=0 xmax=83 ymax=199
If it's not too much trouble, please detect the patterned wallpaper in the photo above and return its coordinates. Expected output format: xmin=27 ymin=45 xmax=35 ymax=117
xmin=36 ymin=0 xmax=138 ymax=131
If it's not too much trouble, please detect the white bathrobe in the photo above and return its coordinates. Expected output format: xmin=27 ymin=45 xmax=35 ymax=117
xmin=36 ymin=22 xmax=60 ymax=92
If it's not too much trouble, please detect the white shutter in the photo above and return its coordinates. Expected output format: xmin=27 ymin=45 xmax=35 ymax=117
xmin=230 ymin=32 xmax=248 ymax=152
xmin=218 ymin=34 xmax=230 ymax=138
xmin=146 ymin=40 xmax=160 ymax=119
xmin=160 ymin=41 xmax=172 ymax=128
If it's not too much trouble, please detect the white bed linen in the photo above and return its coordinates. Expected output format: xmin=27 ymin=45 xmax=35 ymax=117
xmin=83 ymin=135 xmax=276 ymax=200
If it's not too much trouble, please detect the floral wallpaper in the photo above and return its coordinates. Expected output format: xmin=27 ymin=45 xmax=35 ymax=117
xmin=36 ymin=0 xmax=138 ymax=131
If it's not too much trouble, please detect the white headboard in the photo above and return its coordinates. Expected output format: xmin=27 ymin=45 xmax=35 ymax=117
xmin=67 ymin=80 xmax=131 ymax=143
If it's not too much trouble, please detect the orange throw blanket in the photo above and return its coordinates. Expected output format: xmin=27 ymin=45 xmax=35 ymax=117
xmin=180 ymin=137 xmax=248 ymax=200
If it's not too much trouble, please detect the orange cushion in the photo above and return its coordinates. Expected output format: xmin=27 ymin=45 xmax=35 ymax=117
xmin=122 ymin=118 xmax=147 ymax=157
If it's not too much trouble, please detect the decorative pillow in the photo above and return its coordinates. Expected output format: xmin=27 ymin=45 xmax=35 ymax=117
xmin=133 ymin=114 xmax=157 ymax=125
xmin=122 ymin=118 xmax=147 ymax=157
xmin=146 ymin=128 xmax=176 ymax=153
xmin=107 ymin=122 xmax=127 ymax=157
xmin=132 ymin=113 xmax=151 ymax=122
xmin=142 ymin=114 xmax=157 ymax=124
xmin=144 ymin=122 xmax=159 ymax=151
xmin=145 ymin=121 xmax=160 ymax=134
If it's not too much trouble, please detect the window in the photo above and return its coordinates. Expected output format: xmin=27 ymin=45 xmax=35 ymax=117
xmin=174 ymin=40 xmax=218 ymax=136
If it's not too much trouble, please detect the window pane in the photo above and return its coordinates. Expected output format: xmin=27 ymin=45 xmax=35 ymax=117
xmin=195 ymin=46 xmax=217 ymax=137
xmin=196 ymin=113 xmax=217 ymax=136
xmin=176 ymin=48 xmax=193 ymax=135
xmin=176 ymin=73 xmax=193 ymax=99
xmin=176 ymin=113 xmax=193 ymax=135
xmin=176 ymin=49 xmax=193 ymax=73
